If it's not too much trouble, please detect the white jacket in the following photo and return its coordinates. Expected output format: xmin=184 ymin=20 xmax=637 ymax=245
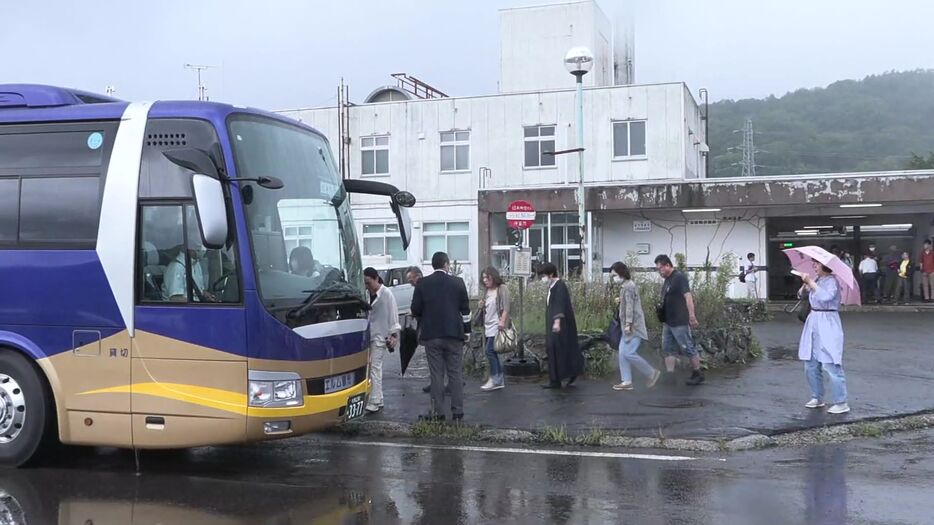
xmin=369 ymin=284 xmax=401 ymax=345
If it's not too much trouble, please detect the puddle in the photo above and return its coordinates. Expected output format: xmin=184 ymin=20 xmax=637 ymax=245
xmin=767 ymin=346 xmax=796 ymax=360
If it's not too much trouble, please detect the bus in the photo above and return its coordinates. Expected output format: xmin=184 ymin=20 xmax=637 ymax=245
xmin=0 ymin=84 xmax=414 ymax=466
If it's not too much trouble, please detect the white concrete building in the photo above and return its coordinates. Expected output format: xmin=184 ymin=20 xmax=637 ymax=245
xmin=500 ymin=1 xmax=615 ymax=92
xmin=281 ymin=78 xmax=706 ymax=290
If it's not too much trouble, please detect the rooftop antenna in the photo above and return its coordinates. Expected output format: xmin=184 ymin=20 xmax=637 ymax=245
xmin=184 ymin=63 xmax=217 ymax=101
xmin=105 ymin=85 xmax=116 ymax=96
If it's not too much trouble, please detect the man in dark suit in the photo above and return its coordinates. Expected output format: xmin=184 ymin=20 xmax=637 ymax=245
xmin=411 ymin=251 xmax=471 ymax=421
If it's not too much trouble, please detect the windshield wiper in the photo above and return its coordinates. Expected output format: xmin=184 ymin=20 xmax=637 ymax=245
xmin=285 ymin=280 xmax=369 ymax=320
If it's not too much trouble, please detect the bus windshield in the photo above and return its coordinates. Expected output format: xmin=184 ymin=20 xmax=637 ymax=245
xmin=228 ymin=115 xmax=363 ymax=309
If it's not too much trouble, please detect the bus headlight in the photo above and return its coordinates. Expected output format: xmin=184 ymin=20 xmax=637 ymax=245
xmin=248 ymin=371 xmax=304 ymax=408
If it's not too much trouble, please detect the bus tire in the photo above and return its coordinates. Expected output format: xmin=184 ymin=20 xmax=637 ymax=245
xmin=0 ymin=351 xmax=54 ymax=468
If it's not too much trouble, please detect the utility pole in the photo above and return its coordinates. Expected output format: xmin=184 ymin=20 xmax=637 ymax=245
xmin=564 ymin=47 xmax=594 ymax=281
xmin=184 ymin=64 xmax=216 ymax=101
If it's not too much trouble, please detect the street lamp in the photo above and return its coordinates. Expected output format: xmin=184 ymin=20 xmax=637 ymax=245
xmin=564 ymin=46 xmax=593 ymax=281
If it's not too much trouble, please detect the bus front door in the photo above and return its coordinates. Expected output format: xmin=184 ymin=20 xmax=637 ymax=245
xmin=132 ymin=204 xmax=247 ymax=448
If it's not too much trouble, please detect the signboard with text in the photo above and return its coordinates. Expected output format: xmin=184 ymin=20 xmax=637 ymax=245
xmin=510 ymin=247 xmax=533 ymax=277
xmin=506 ymin=200 xmax=536 ymax=230
xmin=633 ymin=220 xmax=652 ymax=233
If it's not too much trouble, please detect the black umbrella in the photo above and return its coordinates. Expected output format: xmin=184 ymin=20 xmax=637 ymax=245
xmin=399 ymin=317 xmax=419 ymax=376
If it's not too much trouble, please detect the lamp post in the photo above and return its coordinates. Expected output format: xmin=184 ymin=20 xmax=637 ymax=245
xmin=564 ymin=46 xmax=594 ymax=280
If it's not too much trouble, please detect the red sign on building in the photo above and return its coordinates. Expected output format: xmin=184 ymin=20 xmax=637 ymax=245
xmin=506 ymin=200 xmax=536 ymax=230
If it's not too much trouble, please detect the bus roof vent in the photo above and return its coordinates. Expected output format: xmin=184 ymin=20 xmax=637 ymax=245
xmin=0 ymin=84 xmax=121 ymax=109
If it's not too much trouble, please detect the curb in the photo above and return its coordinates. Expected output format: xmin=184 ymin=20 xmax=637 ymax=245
xmin=328 ymin=411 xmax=934 ymax=452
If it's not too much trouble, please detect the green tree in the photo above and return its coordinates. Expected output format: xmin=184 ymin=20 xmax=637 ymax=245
xmin=906 ymin=152 xmax=934 ymax=169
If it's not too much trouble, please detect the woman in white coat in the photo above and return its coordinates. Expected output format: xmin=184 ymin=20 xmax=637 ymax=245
xmin=798 ymin=262 xmax=849 ymax=414
xmin=364 ymin=267 xmax=400 ymax=413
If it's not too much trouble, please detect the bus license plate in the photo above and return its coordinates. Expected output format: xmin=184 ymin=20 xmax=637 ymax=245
xmin=324 ymin=372 xmax=355 ymax=394
xmin=345 ymin=393 xmax=366 ymax=421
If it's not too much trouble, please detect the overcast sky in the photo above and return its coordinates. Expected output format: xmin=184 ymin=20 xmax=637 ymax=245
xmin=3 ymin=0 xmax=933 ymax=109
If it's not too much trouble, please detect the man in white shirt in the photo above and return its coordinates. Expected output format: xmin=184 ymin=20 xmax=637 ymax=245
xmin=743 ymin=252 xmax=759 ymax=300
xmin=364 ymin=267 xmax=400 ymax=413
xmin=859 ymin=253 xmax=881 ymax=304
xmin=162 ymin=244 xmax=214 ymax=302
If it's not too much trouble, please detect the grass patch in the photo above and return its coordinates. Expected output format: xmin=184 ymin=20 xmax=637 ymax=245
xmin=584 ymin=343 xmax=614 ymax=379
xmin=411 ymin=420 xmax=481 ymax=441
xmin=539 ymin=425 xmax=571 ymax=444
xmin=849 ymin=422 xmax=885 ymax=439
xmin=747 ymin=338 xmax=764 ymax=360
xmin=576 ymin=427 xmax=608 ymax=447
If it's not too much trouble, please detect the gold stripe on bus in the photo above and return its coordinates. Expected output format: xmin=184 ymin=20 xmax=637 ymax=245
xmin=77 ymin=380 xmax=368 ymax=418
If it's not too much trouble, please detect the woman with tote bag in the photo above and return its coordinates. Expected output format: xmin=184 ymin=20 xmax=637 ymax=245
xmin=610 ymin=262 xmax=661 ymax=391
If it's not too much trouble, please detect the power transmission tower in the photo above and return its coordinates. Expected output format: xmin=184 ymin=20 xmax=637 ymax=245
xmin=731 ymin=119 xmax=760 ymax=177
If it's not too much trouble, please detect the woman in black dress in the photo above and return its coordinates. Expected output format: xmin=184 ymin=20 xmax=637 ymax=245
xmin=538 ymin=263 xmax=584 ymax=389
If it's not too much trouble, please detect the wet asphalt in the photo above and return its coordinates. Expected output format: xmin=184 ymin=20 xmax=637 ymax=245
xmin=2 ymin=429 xmax=932 ymax=524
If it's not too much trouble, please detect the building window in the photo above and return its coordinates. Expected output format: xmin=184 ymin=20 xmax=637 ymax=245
xmin=361 ymin=135 xmax=389 ymax=176
xmin=523 ymin=125 xmax=556 ymax=168
xmin=423 ymin=221 xmax=469 ymax=262
xmin=362 ymin=223 xmax=405 ymax=261
xmin=613 ymin=120 xmax=647 ymax=158
xmin=441 ymin=131 xmax=470 ymax=172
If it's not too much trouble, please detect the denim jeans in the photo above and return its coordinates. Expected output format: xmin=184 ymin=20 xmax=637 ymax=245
xmin=618 ymin=336 xmax=656 ymax=383
xmin=805 ymin=354 xmax=847 ymax=404
xmin=485 ymin=336 xmax=504 ymax=385
xmin=661 ymin=324 xmax=699 ymax=358
xmin=862 ymin=273 xmax=880 ymax=303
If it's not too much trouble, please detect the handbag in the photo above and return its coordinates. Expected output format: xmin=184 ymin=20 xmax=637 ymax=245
xmin=797 ymin=301 xmax=811 ymax=323
xmin=795 ymin=289 xmax=811 ymax=323
xmin=494 ymin=323 xmax=518 ymax=354
xmin=605 ymin=316 xmax=622 ymax=349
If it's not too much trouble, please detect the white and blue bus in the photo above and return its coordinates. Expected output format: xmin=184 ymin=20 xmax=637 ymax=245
xmin=0 ymin=84 xmax=414 ymax=466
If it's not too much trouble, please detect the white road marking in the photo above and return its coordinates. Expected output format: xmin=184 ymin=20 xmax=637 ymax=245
xmin=342 ymin=440 xmax=721 ymax=462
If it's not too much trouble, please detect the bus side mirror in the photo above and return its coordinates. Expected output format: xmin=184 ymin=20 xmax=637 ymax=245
xmin=343 ymin=180 xmax=417 ymax=250
xmin=391 ymin=201 xmax=413 ymax=250
xmin=191 ymin=174 xmax=228 ymax=249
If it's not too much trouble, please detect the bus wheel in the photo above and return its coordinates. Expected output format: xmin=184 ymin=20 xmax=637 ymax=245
xmin=0 ymin=352 xmax=52 ymax=468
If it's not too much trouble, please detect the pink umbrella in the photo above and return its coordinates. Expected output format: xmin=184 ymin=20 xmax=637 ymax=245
xmin=783 ymin=246 xmax=862 ymax=306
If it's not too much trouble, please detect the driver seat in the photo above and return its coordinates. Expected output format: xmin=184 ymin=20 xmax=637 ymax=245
xmin=141 ymin=241 xmax=166 ymax=301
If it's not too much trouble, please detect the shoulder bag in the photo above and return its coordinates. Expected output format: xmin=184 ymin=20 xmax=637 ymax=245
xmin=494 ymin=323 xmax=518 ymax=354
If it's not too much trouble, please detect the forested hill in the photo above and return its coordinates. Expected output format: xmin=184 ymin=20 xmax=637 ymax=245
xmin=708 ymin=70 xmax=934 ymax=177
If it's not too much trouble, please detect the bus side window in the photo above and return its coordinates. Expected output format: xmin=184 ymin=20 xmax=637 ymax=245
xmin=138 ymin=204 xmax=241 ymax=304
xmin=139 ymin=205 xmax=185 ymax=303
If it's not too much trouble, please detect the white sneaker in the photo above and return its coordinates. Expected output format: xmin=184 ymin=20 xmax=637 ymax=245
xmin=612 ymin=382 xmax=634 ymax=391
xmin=646 ymin=370 xmax=662 ymax=389
xmin=827 ymin=403 xmax=850 ymax=414
xmin=365 ymin=403 xmax=381 ymax=413
xmin=480 ymin=379 xmax=495 ymax=391
xmin=804 ymin=398 xmax=825 ymax=409
xmin=488 ymin=383 xmax=505 ymax=391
